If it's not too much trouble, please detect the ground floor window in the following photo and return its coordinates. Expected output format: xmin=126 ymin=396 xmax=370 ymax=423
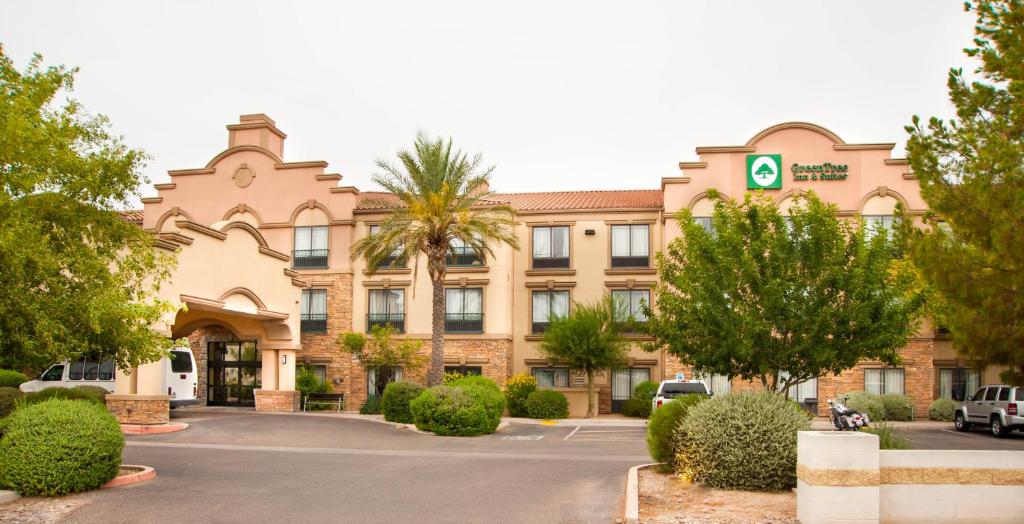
xmin=368 ymin=367 xmax=403 ymax=398
xmin=611 ymin=367 xmax=650 ymax=412
xmin=864 ymin=368 xmax=904 ymax=395
xmin=444 ymin=365 xmax=482 ymax=376
xmin=532 ymin=367 xmax=569 ymax=388
xmin=939 ymin=368 xmax=980 ymax=401
xmin=788 ymin=378 xmax=817 ymax=403
xmin=307 ymin=364 xmax=327 ymax=383
xmin=695 ymin=373 xmax=731 ymax=395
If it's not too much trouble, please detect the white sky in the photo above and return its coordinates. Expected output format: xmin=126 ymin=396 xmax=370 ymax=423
xmin=1 ymin=1 xmax=975 ymax=203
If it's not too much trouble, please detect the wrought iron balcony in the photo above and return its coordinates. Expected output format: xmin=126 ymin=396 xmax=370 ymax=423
xmin=293 ymin=249 xmax=329 ymax=269
xmin=531 ymin=321 xmax=550 ymax=335
xmin=444 ymin=313 xmax=484 ymax=333
xmin=532 ymin=257 xmax=569 ymax=269
xmin=610 ymin=255 xmax=649 ymax=269
xmin=367 ymin=313 xmax=405 ymax=333
xmin=300 ymin=314 xmax=328 ymax=334
xmin=446 ymin=247 xmax=483 ymax=267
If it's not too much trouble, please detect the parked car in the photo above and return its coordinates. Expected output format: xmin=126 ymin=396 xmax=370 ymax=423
xmin=20 ymin=348 xmax=199 ymax=408
xmin=651 ymin=379 xmax=709 ymax=411
xmin=954 ymin=384 xmax=1024 ymax=437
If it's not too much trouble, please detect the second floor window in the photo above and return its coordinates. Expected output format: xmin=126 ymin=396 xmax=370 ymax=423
xmin=445 ymin=288 xmax=483 ymax=333
xmin=300 ymin=289 xmax=327 ymax=333
xmin=863 ymin=215 xmax=897 ymax=240
xmin=612 ymin=289 xmax=650 ymax=327
xmin=532 ymin=226 xmax=569 ymax=269
xmin=368 ymin=225 xmax=405 ymax=268
xmin=368 ymin=289 xmax=404 ymax=333
xmin=294 ymin=226 xmax=329 ymax=268
xmin=531 ymin=290 xmax=569 ymax=334
xmin=447 ymin=236 xmax=484 ymax=267
xmin=610 ymin=224 xmax=649 ymax=268
xmin=693 ymin=216 xmax=713 ymax=234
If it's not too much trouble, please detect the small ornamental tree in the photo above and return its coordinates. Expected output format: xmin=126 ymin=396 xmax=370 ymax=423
xmin=337 ymin=325 xmax=428 ymax=398
xmin=644 ymin=191 xmax=926 ymax=395
xmin=539 ymin=295 xmax=628 ymax=417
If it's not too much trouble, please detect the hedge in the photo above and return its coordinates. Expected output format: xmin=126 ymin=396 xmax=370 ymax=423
xmin=880 ymin=393 xmax=914 ymax=421
xmin=410 ymin=386 xmax=497 ymax=436
xmin=928 ymin=398 xmax=956 ymax=422
xmin=842 ymin=391 xmax=886 ymax=421
xmin=0 ymin=387 xmax=21 ymax=419
xmin=525 ymin=389 xmax=569 ymax=419
xmin=23 ymin=387 xmax=105 ymax=407
xmin=648 ymin=395 xmax=704 ymax=469
xmin=0 ymin=370 xmax=29 ymax=389
xmin=381 ymin=382 xmax=425 ymax=423
xmin=449 ymin=375 xmax=501 ymax=394
xmin=505 ymin=374 xmax=537 ymax=417
xmin=0 ymin=399 xmax=124 ymax=496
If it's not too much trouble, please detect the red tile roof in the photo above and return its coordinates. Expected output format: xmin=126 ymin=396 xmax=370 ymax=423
xmin=356 ymin=189 xmax=662 ymax=212
xmin=120 ymin=210 xmax=144 ymax=224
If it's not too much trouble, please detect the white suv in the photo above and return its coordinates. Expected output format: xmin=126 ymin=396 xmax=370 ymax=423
xmin=651 ymin=380 xmax=709 ymax=411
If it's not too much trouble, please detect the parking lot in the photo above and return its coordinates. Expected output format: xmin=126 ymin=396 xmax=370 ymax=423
xmin=897 ymin=426 xmax=1024 ymax=450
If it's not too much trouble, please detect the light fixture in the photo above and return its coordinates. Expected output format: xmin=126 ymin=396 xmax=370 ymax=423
xmin=281 ymin=354 xmax=288 ymax=365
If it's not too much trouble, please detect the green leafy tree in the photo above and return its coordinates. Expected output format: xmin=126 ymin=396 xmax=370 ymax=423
xmin=901 ymin=0 xmax=1024 ymax=384
xmin=0 ymin=47 xmax=175 ymax=372
xmin=351 ymin=133 xmax=518 ymax=385
xmin=644 ymin=191 xmax=926 ymax=395
xmin=539 ymin=295 xmax=628 ymax=417
xmin=337 ymin=325 xmax=429 ymax=397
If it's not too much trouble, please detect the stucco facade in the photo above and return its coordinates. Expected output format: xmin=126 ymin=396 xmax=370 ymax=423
xmin=120 ymin=115 xmax=991 ymax=418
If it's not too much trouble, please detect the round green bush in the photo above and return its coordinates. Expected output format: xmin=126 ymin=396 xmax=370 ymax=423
xmin=880 ymin=393 xmax=913 ymax=421
xmin=360 ymin=396 xmax=382 ymax=415
xmin=0 ymin=399 xmax=124 ymax=496
xmin=23 ymin=387 xmax=105 ymax=407
xmin=621 ymin=397 xmax=651 ymax=418
xmin=842 ymin=391 xmax=886 ymax=421
xmin=381 ymin=382 xmax=425 ymax=423
xmin=648 ymin=395 xmax=704 ymax=468
xmin=504 ymin=374 xmax=537 ymax=417
xmin=461 ymin=384 xmax=505 ymax=428
xmin=633 ymin=380 xmax=660 ymax=401
xmin=449 ymin=375 xmax=501 ymax=394
xmin=676 ymin=392 xmax=810 ymax=491
xmin=928 ymin=398 xmax=956 ymax=422
xmin=0 ymin=387 xmax=22 ymax=419
xmin=0 ymin=370 xmax=29 ymax=389
xmin=525 ymin=389 xmax=569 ymax=419
xmin=409 ymin=386 xmax=497 ymax=436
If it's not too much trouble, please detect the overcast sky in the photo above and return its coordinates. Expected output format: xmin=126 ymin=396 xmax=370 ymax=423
xmin=1 ymin=1 xmax=975 ymax=202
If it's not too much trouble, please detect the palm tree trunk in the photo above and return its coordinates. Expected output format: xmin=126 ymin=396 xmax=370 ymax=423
xmin=586 ymin=369 xmax=596 ymax=418
xmin=428 ymin=277 xmax=445 ymax=386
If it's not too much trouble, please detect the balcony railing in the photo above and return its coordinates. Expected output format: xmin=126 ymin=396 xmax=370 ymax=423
xmin=532 ymin=257 xmax=569 ymax=269
xmin=446 ymin=247 xmax=483 ymax=267
xmin=614 ymin=318 xmax=648 ymax=334
xmin=445 ymin=313 xmax=484 ymax=333
xmin=300 ymin=314 xmax=328 ymax=334
xmin=611 ymin=255 xmax=649 ymax=269
xmin=293 ymin=249 xmax=329 ymax=269
xmin=381 ymin=254 xmax=406 ymax=268
xmin=531 ymin=321 xmax=550 ymax=335
xmin=367 ymin=313 xmax=405 ymax=333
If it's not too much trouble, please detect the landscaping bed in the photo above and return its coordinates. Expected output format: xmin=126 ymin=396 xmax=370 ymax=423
xmin=638 ymin=468 xmax=795 ymax=524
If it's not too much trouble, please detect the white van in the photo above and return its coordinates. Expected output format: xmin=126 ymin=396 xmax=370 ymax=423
xmin=20 ymin=348 xmax=199 ymax=408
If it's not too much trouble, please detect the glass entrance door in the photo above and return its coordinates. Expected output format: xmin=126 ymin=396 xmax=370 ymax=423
xmin=611 ymin=367 xmax=650 ymax=412
xmin=207 ymin=341 xmax=261 ymax=406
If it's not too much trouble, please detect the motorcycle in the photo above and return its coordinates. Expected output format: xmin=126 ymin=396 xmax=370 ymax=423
xmin=828 ymin=396 xmax=870 ymax=431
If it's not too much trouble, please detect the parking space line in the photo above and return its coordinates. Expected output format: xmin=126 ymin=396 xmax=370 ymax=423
xmin=563 ymin=426 xmax=581 ymax=441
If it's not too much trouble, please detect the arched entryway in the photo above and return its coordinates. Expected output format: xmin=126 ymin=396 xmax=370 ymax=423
xmin=185 ymin=325 xmax=262 ymax=407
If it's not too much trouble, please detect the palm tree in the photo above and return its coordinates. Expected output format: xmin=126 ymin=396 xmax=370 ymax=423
xmin=352 ymin=132 xmax=518 ymax=386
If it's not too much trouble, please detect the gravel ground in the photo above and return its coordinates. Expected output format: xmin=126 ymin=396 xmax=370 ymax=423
xmin=0 ymin=496 xmax=87 ymax=524
xmin=638 ymin=467 xmax=796 ymax=524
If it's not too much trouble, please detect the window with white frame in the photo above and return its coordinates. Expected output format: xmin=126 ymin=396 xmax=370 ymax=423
xmin=864 ymin=368 xmax=905 ymax=395
xmin=611 ymin=289 xmax=650 ymax=325
xmin=445 ymin=288 xmax=483 ymax=333
xmin=294 ymin=226 xmax=329 ymax=268
xmin=610 ymin=224 xmax=649 ymax=267
xmin=300 ymin=289 xmax=328 ymax=333
xmin=531 ymin=290 xmax=569 ymax=334
xmin=532 ymin=226 xmax=570 ymax=269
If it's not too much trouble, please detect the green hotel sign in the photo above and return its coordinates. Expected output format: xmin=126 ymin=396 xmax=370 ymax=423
xmin=746 ymin=154 xmax=782 ymax=189
xmin=791 ymin=162 xmax=849 ymax=181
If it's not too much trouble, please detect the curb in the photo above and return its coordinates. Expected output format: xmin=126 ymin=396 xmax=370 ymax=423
xmin=121 ymin=423 xmax=189 ymax=435
xmin=624 ymin=462 xmax=660 ymax=524
xmin=102 ymin=465 xmax=156 ymax=488
xmin=0 ymin=490 xmax=20 ymax=505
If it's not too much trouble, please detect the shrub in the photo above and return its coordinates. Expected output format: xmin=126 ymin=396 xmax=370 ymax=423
xmin=360 ymin=396 xmax=382 ymax=415
xmin=449 ymin=375 xmax=501 ymax=394
xmin=842 ymin=391 xmax=886 ymax=422
xmin=71 ymin=386 xmax=110 ymax=403
xmin=23 ymin=387 xmax=105 ymax=407
xmin=410 ymin=386 xmax=496 ymax=436
xmin=621 ymin=397 xmax=651 ymax=418
xmin=863 ymin=422 xmax=911 ymax=449
xmin=928 ymin=397 xmax=956 ymax=422
xmin=676 ymin=392 xmax=810 ymax=491
xmin=633 ymin=380 xmax=660 ymax=401
xmin=296 ymin=366 xmax=332 ymax=410
xmin=0 ymin=370 xmax=29 ymax=388
xmin=648 ymin=395 xmax=704 ymax=470
xmin=0 ymin=399 xmax=124 ymax=495
xmin=0 ymin=387 xmax=22 ymax=419
xmin=525 ymin=389 xmax=569 ymax=419
xmin=381 ymin=382 xmax=425 ymax=423
xmin=442 ymin=370 xmax=466 ymax=385
xmin=504 ymin=374 xmax=537 ymax=417
xmin=462 ymin=384 xmax=505 ymax=427
xmin=880 ymin=393 xmax=914 ymax=421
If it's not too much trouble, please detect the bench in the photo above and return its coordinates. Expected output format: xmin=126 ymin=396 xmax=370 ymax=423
xmin=303 ymin=392 xmax=345 ymax=412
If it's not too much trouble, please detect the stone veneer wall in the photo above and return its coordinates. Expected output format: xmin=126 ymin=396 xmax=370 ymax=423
xmin=106 ymin=395 xmax=170 ymax=425
xmin=186 ymin=326 xmax=239 ymax=406
xmin=296 ymin=273 xmax=354 ymax=407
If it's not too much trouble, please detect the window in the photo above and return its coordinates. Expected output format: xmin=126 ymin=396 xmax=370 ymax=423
xmin=532 ymin=226 xmax=569 ymax=269
xmin=693 ymin=217 xmax=713 ymax=234
xmin=532 ymin=367 xmax=569 ymax=388
xmin=985 ymin=387 xmax=999 ymax=401
xmin=41 ymin=365 xmax=64 ymax=381
xmin=612 ymin=289 xmax=650 ymax=327
xmin=368 ymin=225 xmax=405 ymax=268
xmin=447 ymin=236 xmax=483 ymax=267
xmin=98 ymin=360 xmax=114 ymax=380
xmin=696 ymin=373 xmax=732 ymax=396
xmin=445 ymin=288 xmax=483 ymax=333
xmin=939 ymin=368 xmax=980 ymax=401
xmin=367 ymin=367 xmax=403 ymax=398
xmin=444 ymin=365 xmax=482 ymax=376
xmin=863 ymin=215 xmax=897 ymax=240
xmin=612 ymin=367 xmax=651 ymax=411
xmin=531 ymin=290 xmax=569 ymax=334
xmin=306 ymin=364 xmax=327 ymax=383
xmin=170 ymin=351 xmax=193 ymax=373
xmin=864 ymin=368 xmax=905 ymax=395
xmin=293 ymin=226 xmax=329 ymax=268
xmin=971 ymin=388 xmax=987 ymax=402
xmin=998 ymin=388 xmax=1010 ymax=401
xmin=610 ymin=224 xmax=649 ymax=267
xmin=301 ymin=289 xmax=328 ymax=333
xmin=788 ymin=378 xmax=817 ymax=403
xmin=368 ymin=289 xmax=404 ymax=332
xmin=68 ymin=359 xmax=115 ymax=381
